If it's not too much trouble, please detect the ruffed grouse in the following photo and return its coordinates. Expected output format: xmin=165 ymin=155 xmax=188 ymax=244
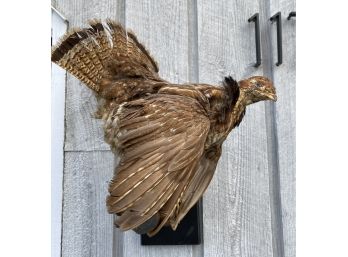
xmin=51 ymin=19 xmax=277 ymax=236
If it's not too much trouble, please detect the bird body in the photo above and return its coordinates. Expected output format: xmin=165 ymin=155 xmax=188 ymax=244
xmin=52 ymin=19 xmax=277 ymax=236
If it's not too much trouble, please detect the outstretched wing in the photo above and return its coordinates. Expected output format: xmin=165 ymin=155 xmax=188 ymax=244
xmin=51 ymin=19 xmax=162 ymax=92
xmin=168 ymin=144 xmax=222 ymax=231
xmin=106 ymin=94 xmax=210 ymax=235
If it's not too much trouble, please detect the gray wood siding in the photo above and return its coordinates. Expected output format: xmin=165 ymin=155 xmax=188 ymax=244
xmin=269 ymin=1 xmax=296 ymax=257
xmin=197 ymin=1 xmax=274 ymax=256
xmin=51 ymin=0 xmax=295 ymax=256
xmin=62 ymin=152 xmax=114 ymax=257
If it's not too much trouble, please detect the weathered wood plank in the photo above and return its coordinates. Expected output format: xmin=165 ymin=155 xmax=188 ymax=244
xmin=121 ymin=1 xmax=198 ymax=256
xmin=61 ymin=151 xmax=114 ymax=257
xmin=269 ymin=1 xmax=296 ymax=257
xmin=51 ymin=9 xmax=68 ymax=257
xmin=53 ymin=2 xmax=125 ymax=257
xmin=197 ymin=1 xmax=274 ymax=256
xmin=125 ymin=0 xmax=190 ymax=84
xmin=54 ymin=0 xmax=122 ymax=151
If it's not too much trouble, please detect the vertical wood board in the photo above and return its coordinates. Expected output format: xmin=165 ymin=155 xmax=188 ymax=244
xmin=121 ymin=1 xmax=199 ymax=256
xmin=197 ymin=1 xmax=274 ymax=256
xmin=269 ymin=1 xmax=296 ymax=257
xmin=61 ymin=151 xmax=114 ymax=257
xmin=51 ymin=9 xmax=67 ymax=257
xmin=53 ymin=1 xmax=125 ymax=257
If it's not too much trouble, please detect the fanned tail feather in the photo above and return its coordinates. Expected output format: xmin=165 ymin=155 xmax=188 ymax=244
xmin=51 ymin=19 xmax=113 ymax=91
xmin=51 ymin=19 xmax=159 ymax=92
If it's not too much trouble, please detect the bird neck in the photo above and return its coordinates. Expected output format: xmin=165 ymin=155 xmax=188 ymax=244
xmin=227 ymin=90 xmax=248 ymax=132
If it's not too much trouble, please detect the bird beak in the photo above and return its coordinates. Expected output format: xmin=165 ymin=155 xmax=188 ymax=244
xmin=267 ymin=94 xmax=277 ymax=102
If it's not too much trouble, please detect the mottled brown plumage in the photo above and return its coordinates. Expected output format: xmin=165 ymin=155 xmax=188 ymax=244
xmin=51 ymin=19 xmax=277 ymax=236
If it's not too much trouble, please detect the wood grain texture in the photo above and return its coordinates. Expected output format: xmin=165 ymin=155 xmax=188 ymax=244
xmin=121 ymin=1 xmax=199 ymax=256
xmin=269 ymin=1 xmax=296 ymax=257
xmin=197 ymin=1 xmax=274 ymax=256
xmin=125 ymin=0 xmax=190 ymax=84
xmin=51 ymin=9 xmax=67 ymax=257
xmin=61 ymin=151 xmax=114 ymax=257
xmin=54 ymin=2 xmax=125 ymax=257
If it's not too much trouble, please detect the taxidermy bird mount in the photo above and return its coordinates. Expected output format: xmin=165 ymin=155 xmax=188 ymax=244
xmin=51 ymin=19 xmax=277 ymax=237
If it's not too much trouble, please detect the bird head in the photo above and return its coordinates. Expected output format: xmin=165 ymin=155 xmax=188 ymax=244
xmin=238 ymin=76 xmax=277 ymax=105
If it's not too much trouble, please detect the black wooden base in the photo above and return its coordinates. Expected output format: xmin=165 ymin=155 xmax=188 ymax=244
xmin=141 ymin=200 xmax=203 ymax=245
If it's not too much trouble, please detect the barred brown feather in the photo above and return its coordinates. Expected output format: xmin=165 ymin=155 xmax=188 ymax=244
xmin=51 ymin=20 xmax=277 ymax=236
xmin=51 ymin=19 xmax=161 ymax=92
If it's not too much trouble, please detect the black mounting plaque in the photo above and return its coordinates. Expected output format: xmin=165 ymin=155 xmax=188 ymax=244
xmin=141 ymin=200 xmax=203 ymax=245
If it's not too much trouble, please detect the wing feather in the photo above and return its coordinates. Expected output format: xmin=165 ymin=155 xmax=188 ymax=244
xmin=107 ymin=162 xmax=168 ymax=213
xmin=115 ymin=181 xmax=180 ymax=230
xmin=170 ymin=145 xmax=222 ymax=230
xmin=147 ymin=165 xmax=198 ymax=236
xmin=106 ymin=94 xmax=211 ymax=234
